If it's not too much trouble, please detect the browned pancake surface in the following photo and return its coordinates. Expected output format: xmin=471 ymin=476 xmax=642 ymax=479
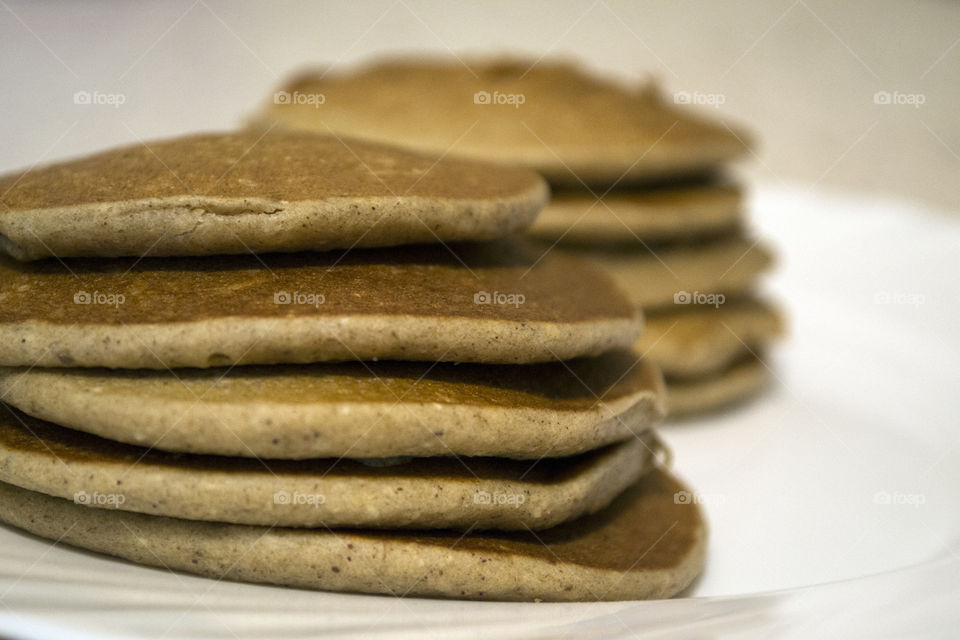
xmin=400 ymin=467 xmax=700 ymax=571
xmin=257 ymin=58 xmax=749 ymax=185
xmin=0 ymin=241 xmax=631 ymax=326
xmin=0 ymin=466 xmax=704 ymax=599
xmin=0 ymin=131 xmax=542 ymax=209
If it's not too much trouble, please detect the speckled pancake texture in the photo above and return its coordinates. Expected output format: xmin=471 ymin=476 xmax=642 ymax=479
xmin=0 ymin=405 xmax=663 ymax=530
xmin=0 ymin=131 xmax=547 ymax=261
xmin=0 ymin=467 xmax=705 ymax=601
xmin=0 ymin=240 xmax=640 ymax=368
xmin=0 ymin=351 xmax=664 ymax=460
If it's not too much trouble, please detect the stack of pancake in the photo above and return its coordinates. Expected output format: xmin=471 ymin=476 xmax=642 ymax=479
xmin=253 ymin=57 xmax=784 ymax=416
xmin=0 ymin=131 xmax=705 ymax=601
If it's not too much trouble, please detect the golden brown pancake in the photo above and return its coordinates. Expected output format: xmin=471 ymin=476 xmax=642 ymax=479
xmin=539 ymin=234 xmax=774 ymax=310
xmin=0 ymin=240 xmax=640 ymax=368
xmin=0 ymin=131 xmax=547 ymax=261
xmin=0 ymin=467 xmax=705 ymax=601
xmin=251 ymin=57 xmax=749 ymax=187
xmin=638 ymin=298 xmax=783 ymax=377
xmin=528 ymin=183 xmax=743 ymax=244
xmin=666 ymin=356 xmax=772 ymax=417
xmin=0 ymin=405 xmax=661 ymax=530
xmin=0 ymin=351 xmax=665 ymax=459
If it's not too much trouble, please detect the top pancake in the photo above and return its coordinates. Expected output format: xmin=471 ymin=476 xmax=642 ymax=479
xmin=0 ymin=131 xmax=548 ymax=261
xmin=251 ymin=58 xmax=750 ymax=187
xmin=0 ymin=240 xmax=640 ymax=368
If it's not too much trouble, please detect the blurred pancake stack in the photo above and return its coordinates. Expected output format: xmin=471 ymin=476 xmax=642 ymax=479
xmin=253 ymin=57 xmax=784 ymax=416
xmin=0 ymin=131 xmax=705 ymax=600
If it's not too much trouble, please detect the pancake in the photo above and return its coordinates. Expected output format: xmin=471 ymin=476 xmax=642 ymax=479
xmin=666 ymin=356 xmax=771 ymax=418
xmin=250 ymin=57 xmax=749 ymax=187
xmin=0 ymin=131 xmax=548 ymax=261
xmin=0 ymin=350 xmax=664 ymax=459
xmin=527 ymin=183 xmax=743 ymax=244
xmin=552 ymin=235 xmax=774 ymax=310
xmin=0 ymin=240 xmax=640 ymax=368
xmin=0 ymin=467 xmax=704 ymax=601
xmin=637 ymin=298 xmax=783 ymax=377
xmin=0 ymin=405 xmax=661 ymax=531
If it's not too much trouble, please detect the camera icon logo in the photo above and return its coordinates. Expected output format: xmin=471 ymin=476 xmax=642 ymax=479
xmin=474 ymin=291 xmax=492 ymax=304
xmin=273 ymin=91 xmax=292 ymax=105
xmin=473 ymin=91 xmax=491 ymax=105
xmin=273 ymin=490 xmax=291 ymax=505
xmin=74 ymin=291 xmax=92 ymax=304
xmin=474 ymin=490 xmax=492 ymax=505
xmin=674 ymin=291 xmax=692 ymax=304
xmin=673 ymin=490 xmax=693 ymax=505
xmin=73 ymin=91 xmax=92 ymax=105
xmin=873 ymin=91 xmax=891 ymax=105
xmin=73 ymin=491 xmax=91 ymax=505
xmin=673 ymin=91 xmax=692 ymax=104
xmin=274 ymin=291 xmax=292 ymax=305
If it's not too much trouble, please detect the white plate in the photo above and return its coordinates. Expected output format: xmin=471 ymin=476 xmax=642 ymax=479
xmin=1 ymin=185 xmax=958 ymax=638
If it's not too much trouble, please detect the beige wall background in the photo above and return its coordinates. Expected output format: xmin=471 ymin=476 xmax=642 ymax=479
xmin=1 ymin=0 xmax=957 ymax=209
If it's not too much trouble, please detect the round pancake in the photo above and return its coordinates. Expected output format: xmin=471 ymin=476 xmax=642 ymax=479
xmin=0 ymin=406 xmax=660 ymax=531
xmin=666 ymin=356 xmax=771 ymax=418
xmin=553 ymin=235 xmax=774 ymax=310
xmin=0 ymin=467 xmax=705 ymax=601
xmin=0 ymin=131 xmax=548 ymax=261
xmin=0 ymin=240 xmax=640 ymax=368
xmin=0 ymin=352 xmax=665 ymax=460
xmin=637 ymin=298 xmax=783 ymax=377
xmin=528 ymin=184 xmax=743 ymax=244
xmin=251 ymin=57 xmax=749 ymax=187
